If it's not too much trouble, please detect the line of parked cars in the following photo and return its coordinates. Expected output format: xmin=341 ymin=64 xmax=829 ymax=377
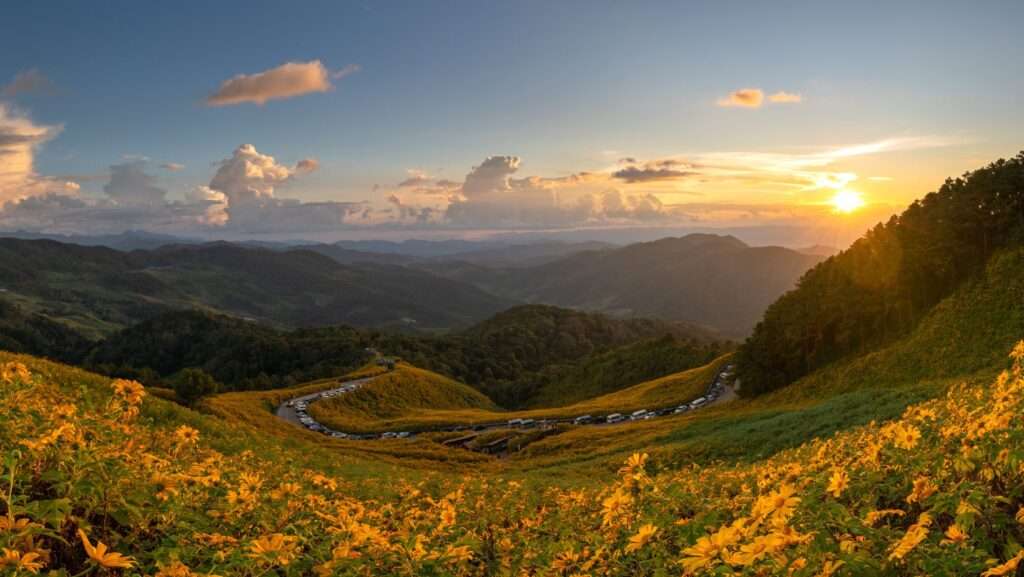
xmin=283 ymin=363 xmax=737 ymax=441
xmin=286 ymin=379 xmax=413 ymax=441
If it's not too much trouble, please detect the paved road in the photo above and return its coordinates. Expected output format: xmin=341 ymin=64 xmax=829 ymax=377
xmin=276 ymin=364 xmax=736 ymax=441
xmin=275 ymin=377 xmax=374 ymax=426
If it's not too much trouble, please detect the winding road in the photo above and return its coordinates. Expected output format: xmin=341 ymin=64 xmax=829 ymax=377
xmin=276 ymin=364 xmax=736 ymax=442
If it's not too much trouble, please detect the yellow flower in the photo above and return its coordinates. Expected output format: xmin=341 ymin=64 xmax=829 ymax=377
xmin=155 ymin=561 xmax=194 ymax=577
xmin=1015 ymin=506 xmax=1024 ymax=525
xmin=982 ymin=550 xmax=1024 ymax=577
xmin=887 ymin=513 xmax=930 ymax=561
xmin=625 ymin=524 xmax=657 ymax=553
xmin=247 ymin=533 xmax=301 ymax=566
xmin=940 ymin=523 xmax=968 ymax=546
xmin=0 ymin=548 xmax=45 ymax=574
xmin=601 ymin=488 xmax=632 ymax=528
xmin=174 ymin=425 xmax=200 ymax=445
xmin=153 ymin=473 xmax=180 ymax=501
xmin=905 ymin=476 xmax=937 ymax=504
xmin=892 ymin=423 xmax=921 ymax=450
xmin=826 ymin=468 xmax=849 ymax=498
xmin=816 ymin=559 xmax=844 ymax=577
xmin=78 ymin=529 xmax=135 ymax=569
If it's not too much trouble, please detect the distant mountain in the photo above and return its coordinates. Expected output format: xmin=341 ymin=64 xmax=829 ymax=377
xmin=0 ymin=229 xmax=198 ymax=251
xmin=425 ymin=234 xmax=823 ymax=337
xmin=290 ymin=243 xmax=421 ymax=266
xmin=429 ymin=240 xmax=614 ymax=268
xmin=0 ymin=238 xmax=514 ymax=336
xmin=333 ymin=238 xmax=496 ymax=257
xmin=795 ymin=244 xmax=839 ymax=257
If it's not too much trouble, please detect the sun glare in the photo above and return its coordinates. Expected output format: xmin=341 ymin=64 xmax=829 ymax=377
xmin=831 ymin=189 xmax=865 ymax=214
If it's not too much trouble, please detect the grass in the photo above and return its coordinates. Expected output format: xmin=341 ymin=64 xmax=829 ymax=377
xmin=306 ymin=355 xmax=730 ymax=434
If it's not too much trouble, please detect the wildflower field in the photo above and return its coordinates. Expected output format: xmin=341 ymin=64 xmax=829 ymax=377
xmin=2 ymin=337 xmax=1024 ymax=576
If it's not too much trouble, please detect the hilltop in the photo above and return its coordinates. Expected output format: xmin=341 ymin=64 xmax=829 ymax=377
xmin=0 ymin=238 xmax=513 ymax=337
xmin=422 ymin=234 xmax=823 ymax=337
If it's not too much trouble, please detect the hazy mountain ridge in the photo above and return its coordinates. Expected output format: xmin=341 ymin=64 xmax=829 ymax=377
xmin=0 ymin=238 xmax=515 ymax=335
xmin=423 ymin=234 xmax=823 ymax=337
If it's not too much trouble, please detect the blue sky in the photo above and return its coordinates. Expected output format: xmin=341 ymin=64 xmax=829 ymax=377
xmin=0 ymin=0 xmax=1021 ymax=243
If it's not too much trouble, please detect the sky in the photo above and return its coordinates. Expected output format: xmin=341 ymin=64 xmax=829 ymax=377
xmin=1 ymin=0 xmax=1021 ymax=247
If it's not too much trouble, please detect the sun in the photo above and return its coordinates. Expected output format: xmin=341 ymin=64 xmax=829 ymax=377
xmin=830 ymin=189 xmax=865 ymax=214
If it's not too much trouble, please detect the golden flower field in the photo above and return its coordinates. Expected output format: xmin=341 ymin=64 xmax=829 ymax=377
xmin=2 ymin=340 xmax=1023 ymax=576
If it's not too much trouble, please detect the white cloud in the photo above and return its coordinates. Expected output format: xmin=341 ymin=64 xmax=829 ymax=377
xmin=0 ymin=103 xmax=72 ymax=203
xmin=206 ymin=60 xmax=359 ymax=106
xmin=206 ymin=143 xmax=364 ymax=233
xmin=160 ymin=162 xmax=185 ymax=171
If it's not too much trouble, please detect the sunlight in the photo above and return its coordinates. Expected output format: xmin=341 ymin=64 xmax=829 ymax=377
xmin=830 ymin=189 xmax=865 ymax=214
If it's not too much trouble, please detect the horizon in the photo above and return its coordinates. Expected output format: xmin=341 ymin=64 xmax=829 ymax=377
xmin=2 ymin=1 xmax=1021 ymax=249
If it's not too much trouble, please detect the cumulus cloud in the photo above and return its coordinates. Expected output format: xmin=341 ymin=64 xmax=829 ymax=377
xmin=206 ymin=143 xmax=366 ymax=233
xmin=397 ymin=169 xmax=432 ymax=188
xmin=104 ymin=160 xmax=167 ymax=206
xmin=717 ymin=88 xmax=764 ymax=108
xmin=0 ymin=103 xmax=72 ymax=203
xmin=768 ymin=91 xmax=802 ymax=103
xmin=613 ymin=159 xmax=697 ymax=183
xmin=206 ymin=60 xmax=359 ymax=106
xmin=1 ymin=69 xmax=55 ymax=98
xmin=160 ymin=162 xmax=185 ymax=171
xmin=442 ymin=155 xmax=672 ymax=229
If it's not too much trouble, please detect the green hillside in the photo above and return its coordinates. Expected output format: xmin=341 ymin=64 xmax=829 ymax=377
xmin=0 ymin=238 xmax=514 ymax=336
xmin=526 ymin=334 xmax=730 ymax=408
xmin=308 ymin=364 xmax=499 ymax=433
xmin=737 ymin=152 xmax=1024 ymax=395
xmin=427 ymin=234 xmax=824 ymax=337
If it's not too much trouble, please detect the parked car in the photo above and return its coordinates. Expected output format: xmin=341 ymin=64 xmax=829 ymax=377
xmin=573 ymin=415 xmax=593 ymax=425
xmin=630 ymin=409 xmax=649 ymax=420
xmin=606 ymin=413 xmax=625 ymax=424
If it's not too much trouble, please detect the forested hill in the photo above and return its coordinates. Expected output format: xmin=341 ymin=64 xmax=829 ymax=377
xmin=84 ymin=305 xmax=727 ymax=407
xmin=737 ymin=152 xmax=1024 ymax=396
xmin=0 ymin=238 xmax=513 ymax=335
xmin=421 ymin=234 xmax=823 ymax=337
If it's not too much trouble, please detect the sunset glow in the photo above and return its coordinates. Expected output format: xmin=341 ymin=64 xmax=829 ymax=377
xmin=830 ymin=190 xmax=865 ymax=214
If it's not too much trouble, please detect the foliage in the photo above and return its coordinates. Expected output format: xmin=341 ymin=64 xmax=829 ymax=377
xmin=3 ymin=341 xmax=1024 ymax=575
xmin=737 ymin=152 xmax=1024 ymax=396
xmin=86 ymin=305 xmax=724 ymax=406
xmin=170 ymin=368 xmax=220 ymax=406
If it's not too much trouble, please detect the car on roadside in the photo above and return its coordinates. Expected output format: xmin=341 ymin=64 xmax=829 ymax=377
xmin=605 ymin=413 xmax=625 ymax=424
xmin=573 ymin=415 xmax=593 ymax=425
xmin=630 ymin=409 xmax=649 ymax=421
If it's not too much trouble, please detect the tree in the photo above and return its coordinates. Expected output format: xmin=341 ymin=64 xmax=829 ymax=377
xmin=171 ymin=368 xmax=220 ymax=406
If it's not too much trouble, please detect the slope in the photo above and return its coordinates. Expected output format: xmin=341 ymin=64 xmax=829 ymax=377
xmin=427 ymin=234 xmax=823 ymax=337
xmin=0 ymin=238 xmax=514 ymax=336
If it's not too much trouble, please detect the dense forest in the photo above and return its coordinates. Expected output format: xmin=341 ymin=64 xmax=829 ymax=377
xmin=736 ymin=152 xmax=1024 ymax=395
xmin=19 ymin=304 xmax=727 ymax=407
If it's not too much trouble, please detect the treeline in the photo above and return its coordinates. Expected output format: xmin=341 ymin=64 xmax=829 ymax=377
xmin=736 ymin=152 xmax=1024 ymax=396
xmin=1 ymin=303 xmax=727 ymax=407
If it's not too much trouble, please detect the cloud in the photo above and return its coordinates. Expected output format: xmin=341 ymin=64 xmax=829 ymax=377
xmin=398 ymin=169 xmax=432 ymax=188
xmin=768 ymin=91 xmax=802 ymax=104
xmin=717 ymin=88 xmax=764 ymax=108
xmin=206 ymin=60 xmax=358 ymax=106
xmin=0 ymin=103 xmax=71 ymax=203
xmin=160 ymin=162 xmax=185 ymax=171
xmin=442 ymin=155 xmax=672 ymax=229
xmin=1 ymin=69 xmax=55 ymax=98
xmin=613 ymin=159 xmax=697 ymax=183
xmin=206 ymin=143 xmax=362 ymax=233
xmin=104 ymin=160 xmax=167 ymax=206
